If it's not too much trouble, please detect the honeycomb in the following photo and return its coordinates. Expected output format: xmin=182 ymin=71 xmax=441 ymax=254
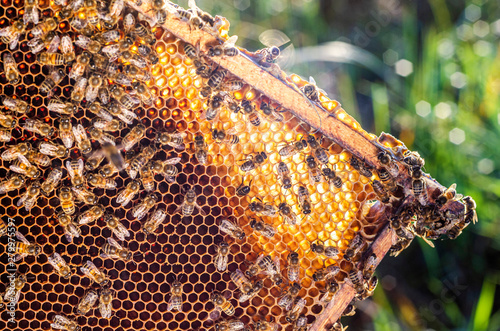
xmin=0 ymin=0 xmax=473 ymax=330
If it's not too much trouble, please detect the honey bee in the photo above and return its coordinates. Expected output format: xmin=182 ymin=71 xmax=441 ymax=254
xmin=88 ymin=101 xmax=112 ymax=122
xmin=88 ymin=126 xmax=116 ymax=146
xmin=206 ymin=67 xmax=227 ymax=91
xmin=348 ymin=269 xmax=363 ymax=291
xmin=155 ymin=131 xmax=186 ymax=150
xmin=104 ymin=213 xmax=130 ymax=241
xmin=98 ymin=287 xmax=113 ymax=319
xmin=213 ymin=241 xmax=229 ymax=272
xmin=249 ymin=198 xmax=277 ymax=217
xmin=463 ymin=196 xmax=478 ymax=224
xmin=300 ymin=76 xmax=326 ymax=103
xmin=234 ymin=178 xmax=252 ymax=197
xmin=219 ymin=218 xmax=245 ymax=240
xmin=253 ymin=45 xmax=281 ymax=65
xmin=259 ymin=101 xmax=285 ymax=122
xmin=39 ymin=141 xmax=68 ymax=158
xmin=123 ymin=64 xmax=152 ymax=83
xmin=312 ymin=264 xmax=340 ymax=282
xmin=310 ymin=240 xmax=339 ymax=258
xmin=215 ymin=318 xmax=246 ymax=331
xmin=278 ymin=282 xmax=301 ymax=311
xmin=10 ymin=154 xmax=40 ymax=178
xmin=123 ymin=13 xmax=135 ymax=33
xmin=371 ymin=179 xmax=389 ymax=203
xmin=77 ymin=289 xmax=98 ymax=315
xmin=3 ymin=52 xmax=20 ymax=84
xmin=136 ymin=44 xmax=159 ymax=64
xmin=175 ymin=187 xmax=207 ymax=217
xmin=167 ymin=275 xmax=184 ymax=311
xmin=84 ymin=74 xmax=103 ymax=103
xmin=101 ymin=237 xmax=133 ymax=262
xmin=50 ymin=314 xmax=81 ymax=331
xmin=194 ymin=134 xmax=208 ymax=165
xmin=23 ymin=118 xmax=54 ymax=137
xmin=84 ymin=153 xmax=104 ymax=173
xmin=287 ymin=252 xmax=300 ymax=282
xmin=377 ymin=150 xmax=399 ymax=177
xmin=121 ymin=124 xmax=146 ymax=151
xmin=77 ymin=204 xmax=104 ymax=225
xmin=239 ymin=152 xmax=267 ymax=172
xmin=350 ymin=156 xmax=373 ymax=178
xmin=1 ymin=273 xmax=27 ymax=308
xmin=254 ymin=320 xmax=279 ymax=331
xmin=208 ymin=35 xmax=239 ymax=57
xmin=240 ymin=100 xmax=261 ymax=127
xmin=0 ymin=20 xmax=26 ymax=50
xmin=297 ymin=185 xmax=312 ymax=215
xmin=139 ymin=167 xmax=155 ymax=192
xmin=403 ymin=150 xmax=425 ymax=168
xmin=48 ymin=252 xmax=73 ymax=279
xmin=32 ymin=17 xmax=58 ymax=37
xmin=71 ymin=77 xmax=88 ymax=103
xmin=116 ymin=179 xmax=141 ymax=207
xmin=412 ymin=178 xmax=427 ymax=203
xmin=59 ymin=187 xmax=75 ymax=215
xmin=322 ymin=167 xmax=342 ymax=189
xmin=292 ymin=315 xmax=308 ymax=331
xmin=87 ymin=173 xmax=116 ymax=190
xmin=56 ymin=211 xmax=81 ymax=242
xmin=249 ymin=217 xmax=276 ymax=238
xmin=17 ymin=180 xmax=41 ymax=211
xmin=285 ymin=297 xmax=306 ymax=323
xmin=69 ymin=52 xmax=91 ymax=80
xmin=203 ymin=93 xmax=224 ymax=122
xmin=306 ymin=155 xmax=323 ymax=184
xmin=72 ymin=124 xmax=92 ymax=155
xmin=211 ymin=291 xmax=235 ymax=316
xmin=60 ymin=34 xmax=75 ymax=63
xmin=126 ymin=146 xmax=156 ymax=179
xmin=66 ymin=158 xmax=85 ymax=187
xmin=131 ymin=22 xmax=155 ymax=44
xmin=92 ymin=118 xmax=122 ymax=132
xmin=0 ymin=112 xmax=16 ymax=128
xmin=0 ymin=219 xmax=7 ymax=237
xmin=41 ymin=68 xmax=66 ymax=98
xmin=212 ymin=128 xmax=239 ymax=145
xmin=362 ymin=253 xmax=377 ymax=280
xmin=2 ymin=96 xmax=29 ymax=114
xmin=231 ymin=269 xmax=263 ymax=303
xmin=80 ymin=260 xmax=109 ymax=286
xmin=344 ymin=233 xmax=364 ymax=261
xmin=25 ymin=149 xmax=50 ymax=168
xmin=142 ymin=208 xmax=167 ymax=235
xmin=132 ymin=193 xmax=158 ymax=220
xmin=23 ymin=0 xmax=40 ymax=24
xmin=1 ymin=142 xmax=31 ymax=161
xmin=260 ymin=255 xmax=283 ymax=285
xmin=435 ymin=183 xmax=458 ymax=208
xmin=27 ymin=31 xmax=59 ymax=54
xmin=75 ymin=35 xmax=102 ymax=54
xmin=38 ymin=51 xmax=66 ymax=66
xmin=0 ymin=127 xmax=10 ymax=141
xmin=47 ymin=98 xmax=77 ymax=116
xmin=320 ymin=281 xmax=339 ymax=304
xmin=14 ymin=231 xmax=41 ymax=261
xmin=278 ymin=202 xmax=297 ymax=225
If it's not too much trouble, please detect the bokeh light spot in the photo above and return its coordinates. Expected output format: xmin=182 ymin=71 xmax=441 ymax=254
xmin=415 ymin=100 xmax=431 ymax=117
xmin=478 ymin=158 xmax=494 ymax=175
xmin=449 ymin=128 xmax=465 ymax=145
xmin=450 ymin=72 xmax=467 ymax=89
xmin=395 ymin=59 xmax=413 ymax=77
xmin=435 ymin=102 xmax=452 ymax=119
xmin=465 ymin=4 xmax=481 ymax=22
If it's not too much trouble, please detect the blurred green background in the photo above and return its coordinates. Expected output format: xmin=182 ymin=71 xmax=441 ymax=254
xmin=183 ymin=0 xmax=498 ymax=329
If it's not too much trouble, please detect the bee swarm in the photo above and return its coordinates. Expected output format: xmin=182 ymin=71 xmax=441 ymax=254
xmin=0 ymin=0 xmax=476 ymax=330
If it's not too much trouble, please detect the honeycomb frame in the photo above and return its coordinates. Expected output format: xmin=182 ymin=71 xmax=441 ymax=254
xmin=0 ymin=0 xmax=471 ymax=330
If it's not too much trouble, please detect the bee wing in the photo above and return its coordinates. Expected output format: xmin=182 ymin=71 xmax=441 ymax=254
xmin=258 ymin=29 xmax=295 ymax=69
xmin=107 ymin=237 xmax=123 ymax=250
xmin=187 ymin=0 xmax=199 ymax=11
xmin=16 ymin=192 xmax=27 ymax=207
xmin=215 ymin=254 xmax=228 ymax=272
xmin=292 ymin=297 xmax=306 ymax=314
xmin=273 ymin=256 xmax=280 ymax=271
xmin=99 ymin=299 xmax=112 ymax=318
xmin=47 ymin=35 xmax=61 ymax=53
xmin=220 ymin=219 xmax=237 ymax=234
xmin=164 ymin=157 xmax=181 ymax=165
xmin=15 ymin=231 xmax=30 ymax=244
xmin=14 ymin=253 xmax=27 ymax=262
xmin=224 ymin=35 xmax=238 ymax=47
xmin=61 ymin=35 xmax=74 ymax=55
xmin=17 ymin=154 xmax=32 ymax=168
xmin=9 ymin=34 xmax=20 ymax=50
xmin=194 ymin=203 xmax=207 ymax=216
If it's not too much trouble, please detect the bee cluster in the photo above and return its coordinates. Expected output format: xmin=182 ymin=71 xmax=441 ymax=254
xmin=0 ymin=0 xmax=476 ymax=330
